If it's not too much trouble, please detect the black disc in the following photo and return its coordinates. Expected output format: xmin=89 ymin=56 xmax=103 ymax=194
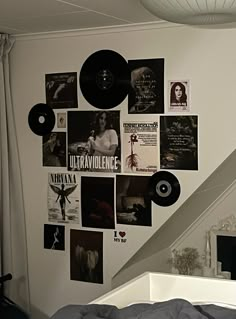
xmin=28 ymin=103 xmax=55 ymax=136
xmin=79 ymin=49 xmax=131 ymax=109
xmin=148 ymin=171 xmax=181 ymax=207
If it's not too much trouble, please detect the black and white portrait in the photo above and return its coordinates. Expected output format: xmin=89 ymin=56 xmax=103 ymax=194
xmin=169 ymin=81 xmax=190 ymax=112
xmin=44 ymin=224 xmax=65 ymax=251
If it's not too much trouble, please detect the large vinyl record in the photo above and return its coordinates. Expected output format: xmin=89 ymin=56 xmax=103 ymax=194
xmin=79 ymin=49 xmax=131 ymax=109
xmin=148 ymin=171 xmax=181 ymax=207
xmin=28 ymin=103 xmax=55 ymax=136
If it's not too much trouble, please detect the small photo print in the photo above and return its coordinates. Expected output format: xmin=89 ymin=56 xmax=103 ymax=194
xmin=169 ymin=81 xmax=190 ymax=112
xmin=42 ymin=132 xmax=66 ymax=167
xmin=116 ymin=175 xmax=151 ymax=226
xmin=44 ymin=224 xmax=65 ymax=251
xmin=45 ymin=72 xmax=78 ymax=109
xmin=57 ymin=113 xmax=66 ymax=129
xmin=70 ymin=229 xmax=103 ymax=284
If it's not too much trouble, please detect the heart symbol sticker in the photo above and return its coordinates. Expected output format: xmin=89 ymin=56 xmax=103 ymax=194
xmin=119 ymin=231 xmax=126 ymax=238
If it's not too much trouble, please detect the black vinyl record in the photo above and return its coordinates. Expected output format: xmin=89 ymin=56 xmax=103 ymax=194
xmin=28 ymin=103 xmax=55 ymax=136
xmin=148 ymin=171 xmax=181 ymax=207
xmin=79 ymin=49 xmax=131 ymax=109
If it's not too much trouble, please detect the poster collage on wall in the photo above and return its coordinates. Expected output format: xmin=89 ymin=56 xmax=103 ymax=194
xmin=28 ymin=49 xmax=198 ymax=285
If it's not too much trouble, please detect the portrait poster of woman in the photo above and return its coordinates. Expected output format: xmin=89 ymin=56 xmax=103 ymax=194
xmin=42 ymin=132 xmax=66 ymax=167
xmin=169 ymin=81 xmax=190 ymax=112
xmin=67 ymin=110 xmax=121 ymax=173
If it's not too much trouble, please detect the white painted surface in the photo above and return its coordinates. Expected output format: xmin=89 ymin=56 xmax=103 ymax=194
xmin=10 ymin=24 xmax=236 ymax=317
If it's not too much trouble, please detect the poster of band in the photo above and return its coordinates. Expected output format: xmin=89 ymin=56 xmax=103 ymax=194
xmin=169 ymin=80 xmax=190 ymax=112
xmin=68 ymin=111 xmax=121 ymax=173
xmin=48 ymin=173 xmax=80 ymax=223
xmin=42 ymin=132 xmax=67 ymax=167
xmin=81 ymin=176 xmax=115 ymax=229
xmin=160 ymin=116 xmax=198 ymax=170
xmin=70 ymin=229 xmax=103 ymax=284
xmin=123 ymin=122 xmax=158 ymax=174
xmin=116 ymin=175 xmax=151 ymax=226
xmin=45 ymin=72 xmax=78 ymax=109
xmin=128 ymin=58 xmax=164 ymax=114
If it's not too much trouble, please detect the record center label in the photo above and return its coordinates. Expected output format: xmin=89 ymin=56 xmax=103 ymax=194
xmin=96 ymin=69 xmax=114 ymax=90
xmin=69 ymin=155 xmax=118 ymax=170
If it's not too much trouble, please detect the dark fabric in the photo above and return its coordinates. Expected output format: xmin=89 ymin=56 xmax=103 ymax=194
xmin=50 ymin=298 xmax=236 ymax=319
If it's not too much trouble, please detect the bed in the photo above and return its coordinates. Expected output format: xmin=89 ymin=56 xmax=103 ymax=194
xmin=50 ymin=272 xmax=236 ymax=319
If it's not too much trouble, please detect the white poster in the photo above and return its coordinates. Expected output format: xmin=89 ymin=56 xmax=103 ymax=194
xmin=123 ymin=122 xmax=158 ymax=174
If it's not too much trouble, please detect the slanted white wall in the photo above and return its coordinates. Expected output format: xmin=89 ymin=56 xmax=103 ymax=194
xmin=10 ymin=23 xmax=236 ymax=318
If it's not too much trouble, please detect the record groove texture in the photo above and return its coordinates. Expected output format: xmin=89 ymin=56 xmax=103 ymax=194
xmin=148 ymin=171 xmax=181 ymax=207
xmin=28 ymin=103 xmax=55 ymax=136
xmin=79 ymin=49 xmax=131 ymax=109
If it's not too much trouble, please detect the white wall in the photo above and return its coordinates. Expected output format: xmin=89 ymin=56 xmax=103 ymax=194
xmin=10 ymin=23 xmax=236 ymax=318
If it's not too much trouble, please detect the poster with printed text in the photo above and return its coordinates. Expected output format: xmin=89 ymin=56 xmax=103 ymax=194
xmin=45 ymin=72 xmax=78 ymax=109
xmin=68 ymin=111 xmax=121 ymax=173
xmin=48 ymin=172 xmax=80 ymax=224
xmin=116 ymin=175 xmax=151 ymax=226
xmin=70 ymin=229 xmax=103 ymax=284
xmin=169 ymin=80 xmax=190 ymax=112
xmin=123 ymin=122 xmax=158 ymax=174
xmin=128 ymin=58 xmax=164 ymax=114
xmin=160 ymin=116 xmax=198 ymax=170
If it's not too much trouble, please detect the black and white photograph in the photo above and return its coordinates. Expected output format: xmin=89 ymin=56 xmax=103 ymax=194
xmin=81 ymin=176 xmax=115 ymax=229
xmin=57 ymin=112 xmax=66 ymax=129
xmin=42 ymin=132 xmax=66 ymax=167
xmin=68 ymin=111 xmax=121 ymax=173
xmin=45 ymin=72 xmax=78 ymax=109
xmin=169 ymin=81 xmax=190 ymax=112
xmin=48 ymin=173 xmax=80 ymax=223
xmin=116 ymin=175 xmax=152 ymax=226
xmin=70 ymin=230 xmax=103 ymax=284
xmin=160 ymin=116 xmax=198 ymax=170
xmin=44 ymin=224 xmax=65 ymax=251
xmin=128 ymin=58 xmax=164 ymax=114
xmin=123 ymin=122 xmax=158 ymax=174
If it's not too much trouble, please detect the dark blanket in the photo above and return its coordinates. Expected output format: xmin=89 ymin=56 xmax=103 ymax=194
xmin=51 ymin=299 xmax=236 ymax=319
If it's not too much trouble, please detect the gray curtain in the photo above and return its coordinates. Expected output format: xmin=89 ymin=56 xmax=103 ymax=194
xmin=0 ymin=33 xmax=30 ymax=313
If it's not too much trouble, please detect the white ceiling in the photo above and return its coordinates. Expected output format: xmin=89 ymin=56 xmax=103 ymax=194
xmin=0 ymin=0 xmax=161 ymax=35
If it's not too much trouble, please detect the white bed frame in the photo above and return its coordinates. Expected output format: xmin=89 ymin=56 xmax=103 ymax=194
xmin=91 ymin=272 xmax=236 ymax=307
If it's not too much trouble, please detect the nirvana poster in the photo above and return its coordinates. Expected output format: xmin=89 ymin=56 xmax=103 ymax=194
xmin=123 ymin=122 xmax=158 ymax=174
xmin=67 ymin=111 xmax=121 ymax=173
xmin=48 ymin=173 xmax=80 ymax=223
xmin=160 ymin=115 xmax=198 ymax=170
xmin=128 ymin=58 xmax=164 ymax=114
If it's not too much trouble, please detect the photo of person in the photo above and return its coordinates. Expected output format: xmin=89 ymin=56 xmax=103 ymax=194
xmin=68 ymin=111 xmax=121 ymax=172
xmin=57 ymin=112 xmax=66 ymax=129
xmin=70 ymin=230 xmax=103 ymax=284
xmin=160 ymin=115 xmax=198 ymax=170
xmin=128 ymin=58 xmax=164 ymax=114
xmin=169 ymin=81 xmax=189 ymax=111
xmin=81 ymin=176 xmax=115 ymax=229
xmin=116 ymin=175 xmax=151 ymax=226
xmin=44 ymin=224 xmax=65 ymax=251
xmin=45 ymin=72 xmax=78 ymax=109
xmin=42 ymin=132 xmax=66 ymax=167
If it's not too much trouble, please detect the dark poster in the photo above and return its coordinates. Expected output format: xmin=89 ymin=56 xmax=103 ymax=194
xmin=128 ymin=58 xmax=164 ymax=114
xmin=160 ymin=116 xmax=198 ymax=170
xmin=45 ymin=72 xmax=78 ymax=109
xmin=44 ymin=224 xmax=65 ymax=251
xmin=116 ymin=175 xmax=151 ymax=226
xmin=42 ymin=132 xmax=66 ymax=167
xmin=70 ymin=229 xmax=103 ymax=284
xmin=81 ymin=176 xmax=115 ymax=229
xmin=68 ymin=111 xmax=121 ymax=173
